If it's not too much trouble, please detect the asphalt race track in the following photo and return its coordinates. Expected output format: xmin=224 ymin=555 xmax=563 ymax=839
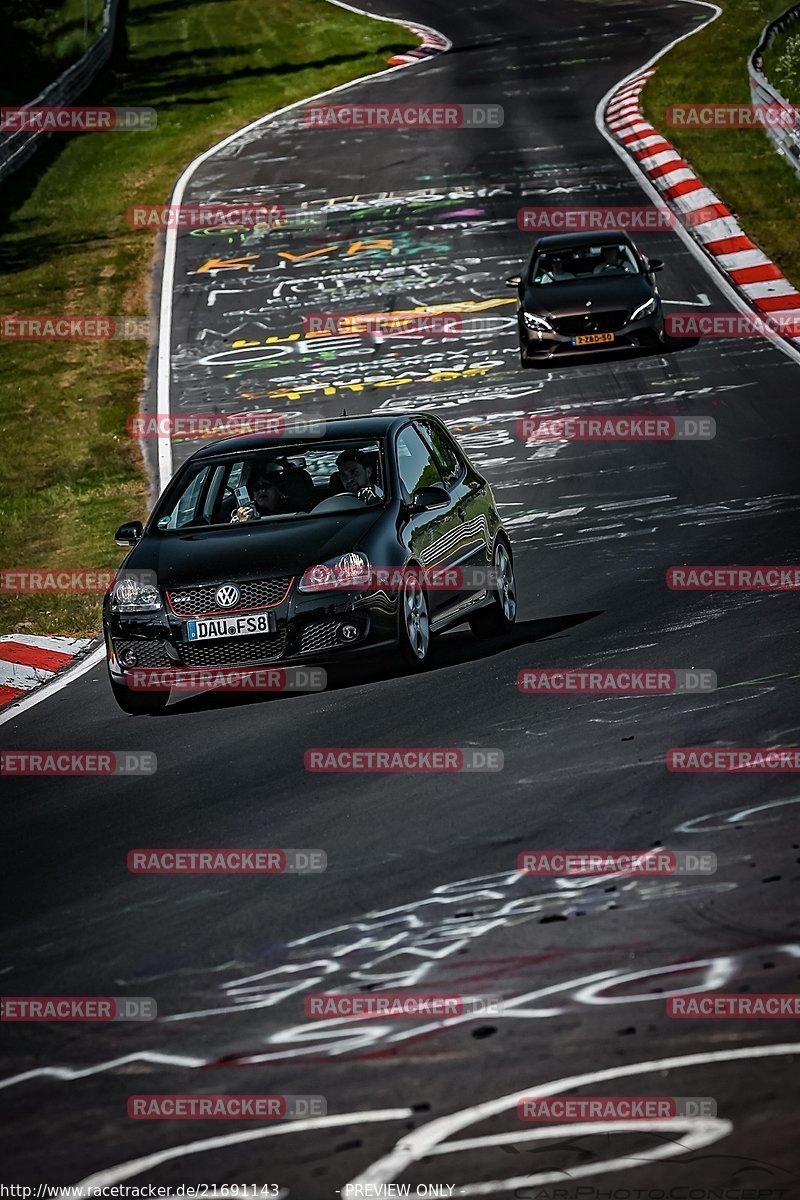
xmin=3 ymin=0 xmax=800 ymax=1194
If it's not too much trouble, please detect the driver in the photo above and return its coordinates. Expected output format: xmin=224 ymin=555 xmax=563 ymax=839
xmin=334 ymin=449 xmax=384 ymax=503
xmin=594 ymin=244 xmax=623 ymax=274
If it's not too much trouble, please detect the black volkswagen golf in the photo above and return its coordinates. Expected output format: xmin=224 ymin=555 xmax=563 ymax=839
xmin=509 ymin=230 xmax=665 ymax=364
xmin=104 ymin=414 xmax=517 ymax=713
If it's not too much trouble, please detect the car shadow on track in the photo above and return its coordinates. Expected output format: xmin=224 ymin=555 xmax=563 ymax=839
xmin=420 ymin=610 xmax=602 ymax=672
xmin=152 ymin=610 xmax=602 ymax=716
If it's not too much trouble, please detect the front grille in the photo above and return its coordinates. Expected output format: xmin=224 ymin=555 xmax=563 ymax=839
xmin=180 ymin=629 xmax=287 ymax=667
xmin=553 ymin=310 xmax=629 ymax=337
xmin=299 ymin=621 xmax=340 ymax=654
xmin=167 ymin=577 xmax=293 ymax=617
xmin=115 ymin=639 xmax=172 ymax=667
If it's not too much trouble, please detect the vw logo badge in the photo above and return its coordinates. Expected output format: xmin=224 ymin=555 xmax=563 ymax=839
xmin=215 ymin=583 xmax=240 ymax=608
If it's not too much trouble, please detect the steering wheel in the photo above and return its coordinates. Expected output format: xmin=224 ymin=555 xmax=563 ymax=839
xmin=311 ymin=492 xmax=366 ymax=514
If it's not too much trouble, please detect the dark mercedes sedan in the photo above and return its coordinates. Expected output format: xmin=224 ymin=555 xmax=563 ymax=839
xmin=508 ymin=230 xmax=665 ymax=365
xmin=104 ymin=414 xmax=517 ymax=713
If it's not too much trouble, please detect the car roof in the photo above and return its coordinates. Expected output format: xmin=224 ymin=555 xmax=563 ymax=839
xmin=531 ymin=230 xmax=636 ymax=252
xmin=189 ymin=412 xmax=423 ymax=461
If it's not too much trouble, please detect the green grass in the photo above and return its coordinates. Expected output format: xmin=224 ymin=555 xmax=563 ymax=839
xmin=5 ymin=0 xmax=107 ymax=105
xmin=0 ymin=0 xmax=416 ymax=636
xmin=762 ymin=17 xmax=800 ymax=100
xmin=641 ymin=0 xmax=800 ymax=289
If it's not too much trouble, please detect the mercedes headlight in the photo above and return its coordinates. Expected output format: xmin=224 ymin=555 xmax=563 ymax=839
xmin=523 ymin=311 xmax=553 ymax=332
xmin=631 ymin=297 xmax=657 ymax=321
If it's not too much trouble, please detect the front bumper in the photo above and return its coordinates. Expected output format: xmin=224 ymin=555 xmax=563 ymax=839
xmin=104 ymin=583 xmax=399 ymax=684
xmin=520 ymin=311 xmax=663 ymax=360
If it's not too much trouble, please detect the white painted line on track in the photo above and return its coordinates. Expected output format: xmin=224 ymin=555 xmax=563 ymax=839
xmin=155 ymin=0 xmax=452 ymax=493
xmin=346 ymin=1042 xmax=799 ymax=1192
xmin=595 ymin=0 xmax=800 ymax=369
xmin=0 ymin=644 xmax=104 ymax=727
xmin=73 ymin=1109 xmax=415 ymax=1189
xmin=1 ymin=3 xmax=450 ymax=726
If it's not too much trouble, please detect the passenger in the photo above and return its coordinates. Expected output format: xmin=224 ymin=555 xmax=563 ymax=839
xmin=334 ymin=449 xmax=384 ymax=503
xmin=538 ymin=254 xmax=571 ymax=284
xmin=231 ymin=463 xmax=286 ymax=522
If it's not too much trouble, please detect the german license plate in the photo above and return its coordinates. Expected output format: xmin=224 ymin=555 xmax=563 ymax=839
xmin=187 ymin=610 xmax=276 ymax=641
xmin=573 ymin=332 xmax=615 ymax=346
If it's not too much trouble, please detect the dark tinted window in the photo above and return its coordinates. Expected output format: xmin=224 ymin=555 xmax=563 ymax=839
xmin=396 ymin=426 xmax=444 ymax=496
xmin=418 ymin=421 xmax=462 ymax=489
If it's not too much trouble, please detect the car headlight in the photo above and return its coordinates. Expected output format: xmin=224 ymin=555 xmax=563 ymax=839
xmin=109 ymin=577 xmax=163 ymax=612
xmin=523 ymin=311 xmax=553 ymax=332
xmin=299 ymin=552 xmax=371 ymax=593
xmin=630 ymin=296 xmax=657 ymax=321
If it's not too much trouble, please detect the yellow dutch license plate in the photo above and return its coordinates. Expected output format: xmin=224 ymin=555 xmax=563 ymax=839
xmin=573 ymin=332 xmax=615 ymax=346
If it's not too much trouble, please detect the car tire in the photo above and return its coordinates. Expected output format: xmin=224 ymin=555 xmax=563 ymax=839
xmin=519 ymin=346 xmax=533 ymax=369
xmin=397 ymin=569 xmax=432 ymax=669
xmin=110 ymin=674 xmax=169 ymax=715
xmin=469 ymin=539 xmax=517 ymax=639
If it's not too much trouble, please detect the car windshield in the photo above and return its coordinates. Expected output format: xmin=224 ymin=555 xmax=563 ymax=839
xmin=152 ymin=439 xmax=387 ymax=531
xmin=530 ymin=242 xmax=640 ymax=284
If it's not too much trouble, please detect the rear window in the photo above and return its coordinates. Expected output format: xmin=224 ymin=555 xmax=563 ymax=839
xmin=396 ymin=427 xmax=444 ymax=497
xmin=417 ymin=421 xmax=463 ymax=489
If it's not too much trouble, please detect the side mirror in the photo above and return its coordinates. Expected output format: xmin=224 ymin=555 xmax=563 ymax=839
xmin=506 ymin=274 xmax=522 ymax=288
xmin=115 ymin=520 xmax=143 ymax=546
xmin=647 ymin=259 xmax=664 ymax=273
xmin=407 ymin=485 xmax=450 ymax=514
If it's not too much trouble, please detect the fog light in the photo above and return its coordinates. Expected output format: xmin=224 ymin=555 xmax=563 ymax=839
xmin=340 ymin=624 xmax=359 ymax=642
xmin=122 ymin=649 xmax=138 ymax=667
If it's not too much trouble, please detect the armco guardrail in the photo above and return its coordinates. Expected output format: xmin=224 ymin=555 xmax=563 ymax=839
xmin=749 ymin=3 xmax=800 ymax=178
xmin=0 ymin=0 xmax=120 ymax=185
